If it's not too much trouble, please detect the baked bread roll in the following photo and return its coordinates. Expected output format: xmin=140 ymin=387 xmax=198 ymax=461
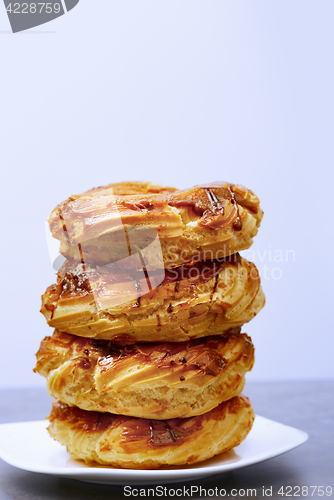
xmin=48 ymin=181 xmax=263 ymax=267
xmin=47 ymin=396 xmax=255 ymax=469
xmin=34 ymin=329 xmax=254 ymax=419
xmin=41 ymin=254 xmax=265 ymax=342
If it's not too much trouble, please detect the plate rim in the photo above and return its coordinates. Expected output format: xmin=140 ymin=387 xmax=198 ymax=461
xmin=0 ymin=415 xmax=308 ymax=479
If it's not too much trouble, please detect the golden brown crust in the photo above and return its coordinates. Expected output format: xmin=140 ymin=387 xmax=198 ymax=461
xmin=48 ymin=181 xmax=263 ymax=267
xmin=40 ymin=255 xmax=265 ymax=342
xmin=35 ymin=330 xmax=254 ymax=419
xmin=47 ymin=396 xmax=255 ymax=468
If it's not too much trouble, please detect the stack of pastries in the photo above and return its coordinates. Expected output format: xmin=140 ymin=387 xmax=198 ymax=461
xmin=34 ymin=181 xmax=265 ymax=469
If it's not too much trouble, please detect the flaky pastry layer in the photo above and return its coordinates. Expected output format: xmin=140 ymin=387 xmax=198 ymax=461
xmin=47 ymin=396 xmax=254 ymax=469
xmin=41 ymin=254 xmax=265 ymax=342
xmin=35 ymin=330 xmax=254 ymax=419
xmin=49 ymin=181 xmax=263 ymax=267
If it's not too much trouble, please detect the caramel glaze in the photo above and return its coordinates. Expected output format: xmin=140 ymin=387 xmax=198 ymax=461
xmin=114 ymin=184 xmax=247 ymax=230
xmin=94 ymin=334 xmax=232 ymax=376
xmin=49 ymin=399 xmax=205 ymax=448
xmin=53 ymin=182 xmax=260 ymax=242
xmin=49 ymin=400 xmax=122 ymax=433
xmin=42 ymin=254 xmax=242 ymax=315
xmin=49 ymin=397 xmax=250 ymax=449
xmin=77 ymin=243 xmax=86 ymax=266
xmin=165 ymin=183 xmax=248 ymax=229
xmin=35 ymin=328 xmax=251 ymax=381
xmin=166 ymin=182 xmax=257 ymax=212
xmin=58 ymin=213 xmax=69 ymax=240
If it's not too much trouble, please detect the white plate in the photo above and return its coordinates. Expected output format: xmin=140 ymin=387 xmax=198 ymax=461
xmin=0 ymin=416 xmax=307 ymax=485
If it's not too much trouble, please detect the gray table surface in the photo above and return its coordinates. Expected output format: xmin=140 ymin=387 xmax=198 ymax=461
xmin=0 ymin=381 xmax=333 ymax=500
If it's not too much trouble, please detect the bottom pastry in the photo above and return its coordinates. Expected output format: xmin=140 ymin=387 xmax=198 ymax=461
xmin=47 ymin=395 xmax=255 ymax=469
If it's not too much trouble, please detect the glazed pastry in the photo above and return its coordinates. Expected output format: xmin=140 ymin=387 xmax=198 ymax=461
xmin=48 ymin=181 xmax=263 ymax=267
xmin=47 ymin=396 xmax=255 ymax=469
xmin=34 ymin=329 xmax=254 ymax=419
xmin=41 ymin=254 xmax=265 ymax=342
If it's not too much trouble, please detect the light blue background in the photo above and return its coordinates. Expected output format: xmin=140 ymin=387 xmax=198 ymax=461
xmin=0 ymin=1 xmax=333 ymax=388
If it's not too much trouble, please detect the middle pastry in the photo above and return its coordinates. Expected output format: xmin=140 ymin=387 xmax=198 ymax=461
xmin=34 ymin=329 xmax=254 ymax=420
xmin=41 ymin=254 xmax=264 ymax=343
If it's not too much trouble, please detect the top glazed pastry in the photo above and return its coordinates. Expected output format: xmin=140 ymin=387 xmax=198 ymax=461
xmin=48 ymin=181 xmax=263 ymax=267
